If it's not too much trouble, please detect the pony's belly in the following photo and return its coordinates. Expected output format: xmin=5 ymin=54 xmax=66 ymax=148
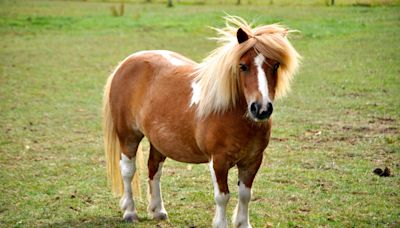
xmin=151 ymin=140 xmax=209 ymax=163
xmin=162 ymin=146 xmax=208 ymax=163
xmin=147 ymin=128 xmax=209 ymax=164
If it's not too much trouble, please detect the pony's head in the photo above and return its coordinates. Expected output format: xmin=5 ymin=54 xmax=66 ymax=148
xmin=236 ymin=40 xmax=277 ymax=121
xmin=194 ymin=16 xmax=300 ymax=121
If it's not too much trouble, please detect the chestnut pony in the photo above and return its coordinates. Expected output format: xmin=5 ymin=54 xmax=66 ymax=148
xmin=103 ymin=16 xmax=300 ymax=227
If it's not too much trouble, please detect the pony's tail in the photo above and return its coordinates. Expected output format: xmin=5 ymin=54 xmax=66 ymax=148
xmin=103 ymin=69 xmax=142 ymax=199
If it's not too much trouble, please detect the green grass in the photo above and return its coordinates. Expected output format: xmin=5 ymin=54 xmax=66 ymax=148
xmin=1 ymin=0 xmax=399 ymax=227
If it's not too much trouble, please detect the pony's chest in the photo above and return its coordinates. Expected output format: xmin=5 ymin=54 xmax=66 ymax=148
xmin=197 ymin=117 xmax=270 ymax=161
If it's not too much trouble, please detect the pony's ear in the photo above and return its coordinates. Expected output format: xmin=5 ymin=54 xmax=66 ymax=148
xmin=237 ymin=28 xmax=249 ymax=44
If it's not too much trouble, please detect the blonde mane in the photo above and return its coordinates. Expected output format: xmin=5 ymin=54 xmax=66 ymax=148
xmin=193 ymin=16 xmax=301 ymax=118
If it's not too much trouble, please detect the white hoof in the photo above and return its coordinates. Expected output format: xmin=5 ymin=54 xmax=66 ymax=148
xmin=123 ymin=211 xmax=139 ymax=222
xmin=233 ymin=221 xmax=252 ymax=228
xmin=148 ymin=206 xmax=168 ymax=220
xmin=152 ymin=211 xmax=168 ymax=220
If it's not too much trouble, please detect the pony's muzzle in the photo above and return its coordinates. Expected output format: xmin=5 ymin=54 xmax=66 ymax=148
xmin=249 ymin=102 xmax=273 ymax=121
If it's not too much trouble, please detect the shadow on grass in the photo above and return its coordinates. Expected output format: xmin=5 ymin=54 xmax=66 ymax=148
xmin=46 ymin=216 xmax=162 ymax=227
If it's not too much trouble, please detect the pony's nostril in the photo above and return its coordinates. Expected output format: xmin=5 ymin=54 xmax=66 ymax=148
xmin=257 ymin=103 xmax=273 ymax=120
xmin=267 ymin=102 xmax=273 ymax=114
xmin=250 ymin=102 xmax=259 ymax=115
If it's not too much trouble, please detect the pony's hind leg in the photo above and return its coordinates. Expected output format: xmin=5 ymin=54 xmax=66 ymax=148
xmin=119 ymin=133 xmax=143 ymax=222
xmin=147 ymin=144 xmax=168 ymax=220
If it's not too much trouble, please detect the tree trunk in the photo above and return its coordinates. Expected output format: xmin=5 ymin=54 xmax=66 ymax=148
xmin=237 ymin=0 xmax=241 ymax=5
xmin=167 ymin=0 xmax=173 ymax=7
xmin=331 ymin=0 xmax=335 ymax=5
xmin=119 ymin=2 xmax=124 ymax=16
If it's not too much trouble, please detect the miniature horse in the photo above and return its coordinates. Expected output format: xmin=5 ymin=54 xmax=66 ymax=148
xmin=103 ymin=16 xmax=300 ymax=227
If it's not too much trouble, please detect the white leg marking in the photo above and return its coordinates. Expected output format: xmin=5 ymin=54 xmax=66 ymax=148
xmin=190 ymin=81 xmax=201 ymax=106
xmin=119 ymin=154 xmax=138 ymax=222
xmin=148 ymin=162 xmax=168 ymax=220
xmin=209 ymin=159 xmax=230 ymax=228
xmin=232 ymin=182 xmax=252 ymax=228
xmin=254 ymin=54 xmax=271 ymax=111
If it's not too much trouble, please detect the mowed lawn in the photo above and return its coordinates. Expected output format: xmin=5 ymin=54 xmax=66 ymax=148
xmin=0 ymin=0 xmax=399 ymax=227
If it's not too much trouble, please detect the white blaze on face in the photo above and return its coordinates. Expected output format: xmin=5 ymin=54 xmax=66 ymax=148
xmin=254 ymin=54 xmax=271 ymax=110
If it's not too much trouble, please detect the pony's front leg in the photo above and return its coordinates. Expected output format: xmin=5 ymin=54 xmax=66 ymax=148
xmin=209 ymin=158 xmax=231 ymax=228
xmin=147 ymin=145 xmax=168 ymax=220
xmin=119 ymin=153 xmax=139 ymax=222
xmin=232 ymin=157 xmax=262 ymax=228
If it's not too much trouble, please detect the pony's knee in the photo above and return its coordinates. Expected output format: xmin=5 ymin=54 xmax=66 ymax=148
xmin=214 ymin=192 xmax=230 ymax=205
xmin=120 ymin=154 xmax=136 ymax=179
xmin=238 ymin=182 xmax=251 ymax=203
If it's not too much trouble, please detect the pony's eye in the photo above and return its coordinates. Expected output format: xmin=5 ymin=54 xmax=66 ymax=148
xmin=239 ymin=63 xmax=249 ymax=72
xmin=273 ymin=63 xmax=280 ymax=73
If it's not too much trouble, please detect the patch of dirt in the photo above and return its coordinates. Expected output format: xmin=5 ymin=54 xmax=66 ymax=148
xmin=379 ymin=127 xmax=399 ymax=134
xmin=351 ymin=191 xmax=369 ymax=195
xmin=341 ymin=125 xmax=385 ymax=134
xmin=69 ymin=206 xmax=80 ymax=212
xmin=304 ymin=130 xmax=321 ymax=136
xmin=271 ymin=137 xmax=289 ymax=142
xmin=314 ymin=136 xmax=361 ymax=145
xmin=251 ymin=196 xmax=271 ymax=203
xmin=375 ymin=117 xmax=396 ymax=123
xmin=33 ymin=156 xmax=50 ymax=161
xmin=342 ymin=124 xmax=399 ymax=135
xmin=298 ymin=208 xmax=311 ymax=214
xmin=83 ymin=196 xmax=93 ymax=205
xmin=299 ymin=116 xmax=398 ymax=149
xmin=298 ymin=134 xmax=363 ymax=149
xmin=311 ymin=179 xmax=337 ymax=192
xmin=270 ymin=178 xmax=295 ymax=184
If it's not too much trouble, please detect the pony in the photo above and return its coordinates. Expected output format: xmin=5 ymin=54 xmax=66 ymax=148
xmin=103 ymin=16 xmax=300 ymax=227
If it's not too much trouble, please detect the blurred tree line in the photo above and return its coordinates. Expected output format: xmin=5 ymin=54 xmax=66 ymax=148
xmin=105 ymin=0 xmax=398 ymax=9
xmin=110 ymin=0 xmax=341 ymax=10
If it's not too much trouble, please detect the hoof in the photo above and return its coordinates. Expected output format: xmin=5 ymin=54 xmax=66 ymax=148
xmin=233 ymin=223 xmax=252 ymax=228
xmin=153 ymin=212 xmax=168 ymax=220
xmin=123 ymin=212 xmax=139 ymax=222
xmin=233 ymin=219 xmax=252 ymax=228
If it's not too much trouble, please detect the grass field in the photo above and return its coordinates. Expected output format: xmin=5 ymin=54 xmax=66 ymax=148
xmin=1 ymin=0 xmax=399 ymax=227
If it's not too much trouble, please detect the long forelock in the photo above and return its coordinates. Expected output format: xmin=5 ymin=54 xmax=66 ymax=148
xmin=193 ymin=16 xmax=300 ymax=119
